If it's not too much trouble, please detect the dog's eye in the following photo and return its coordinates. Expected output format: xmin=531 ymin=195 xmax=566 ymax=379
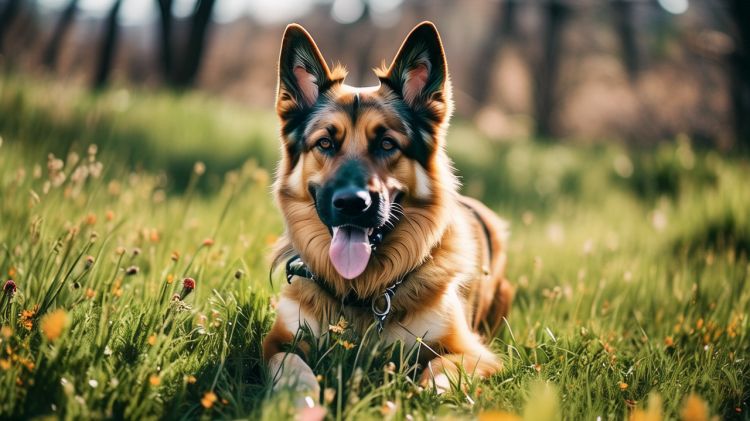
xmin=380 ymin=138 xmax=397 ymax=152
xmin=316 ymin=138 xmax=333 ymax=151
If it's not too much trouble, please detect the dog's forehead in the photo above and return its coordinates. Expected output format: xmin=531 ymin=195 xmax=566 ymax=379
xmin=302 ymin=83 xmax=406 ymax=137
xmin=329 ymin=83 xmax=382 ymax=106
xmin=339 ymin=84 xmax=380 ymax=96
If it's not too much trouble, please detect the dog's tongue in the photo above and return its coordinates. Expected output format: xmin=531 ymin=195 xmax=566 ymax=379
xmin=329 ymin=226 xmax=371 ymax=279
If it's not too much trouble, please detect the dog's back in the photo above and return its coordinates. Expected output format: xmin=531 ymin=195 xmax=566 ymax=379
xmin=459 ymin=196 xmax=513 ymax=337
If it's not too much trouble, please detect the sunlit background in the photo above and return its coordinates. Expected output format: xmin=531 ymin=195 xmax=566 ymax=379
xmin=2 ymin=0 xmax=747 ymax=149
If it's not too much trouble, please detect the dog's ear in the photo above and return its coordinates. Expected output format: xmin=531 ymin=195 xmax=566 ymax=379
xmin=381 ymin=22 xmax=451 ymax=114
xmin=276 ymin=24 xmax=332 ymax=114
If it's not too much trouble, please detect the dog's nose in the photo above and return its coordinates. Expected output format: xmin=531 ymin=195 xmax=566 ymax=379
xmin=332 ymin=188 xmax=372 ymax=216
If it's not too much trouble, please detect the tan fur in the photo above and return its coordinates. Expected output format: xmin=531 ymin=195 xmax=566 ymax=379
xmin=263 ymin=22 xmax=513 ymax=395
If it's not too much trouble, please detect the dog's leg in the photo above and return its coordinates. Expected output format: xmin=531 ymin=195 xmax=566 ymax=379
xmin=262 ymin=299 xmax=321 ymax=402
xmin=418 ymin=321 xmax=501 ymax=394
xmin=267 ymin=352 xmax=320 ymax=397
xmin=419 ymin=345 xmax=501 ymax=393
xmin=483 ymin=278 xmax=515 ymax=337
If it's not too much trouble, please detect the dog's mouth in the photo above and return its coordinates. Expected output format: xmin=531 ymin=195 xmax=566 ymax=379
xmin=328 ymin=225 xmax=375 ymax=280
xmin=322 ymin=191 xmax=403 ymax=280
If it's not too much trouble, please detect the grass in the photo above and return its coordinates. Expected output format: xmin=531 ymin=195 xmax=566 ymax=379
xmin=0 ymin=75 xmax=749 ymax=420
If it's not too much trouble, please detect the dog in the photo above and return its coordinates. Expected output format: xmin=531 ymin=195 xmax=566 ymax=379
xmin=263 ymin=21 xmax=513 ymax=399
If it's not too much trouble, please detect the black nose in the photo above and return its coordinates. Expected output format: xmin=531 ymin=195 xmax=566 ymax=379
xmin=332 ymin=188 xmax=372 ymax=216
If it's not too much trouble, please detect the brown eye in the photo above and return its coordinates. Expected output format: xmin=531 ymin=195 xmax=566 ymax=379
xmin=317 ymin=138 xmax=333 ymax=151
xmin=381 ymin=138 xmax=397 ymax=151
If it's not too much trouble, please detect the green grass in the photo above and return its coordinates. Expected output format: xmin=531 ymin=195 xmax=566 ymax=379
xmin=0 ymin=76 xmax=748 ymax=420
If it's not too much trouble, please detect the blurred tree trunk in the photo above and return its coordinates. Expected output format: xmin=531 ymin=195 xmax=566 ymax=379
xmin=501 ymin=0 xmax=517 ymax=39
xmin=42 ymin=0 xmax=79 ymax=70
xmin=93 ymin=0 xmax=122 ymax=89
xmin=0 ymin=0 xmax=22 ymax=54
xmin=467 ymin=0 xmax=517 ymax=110
xmin=156 ymin=0 xmax=174 ymax=84
xmin=353 ymin=5 xmax=373 ymax=86
xmin=534 ymin=0 xmax=570 ymax=139
xmin=331 ymin=2 xmax=372 ymax=86
xmin=173 ymin=0 xmax=216 ymax=88
xmin=726 ymin=0 xmax=750 ymax=151
xmin=611 ymin=0 xmax=639 ymax=82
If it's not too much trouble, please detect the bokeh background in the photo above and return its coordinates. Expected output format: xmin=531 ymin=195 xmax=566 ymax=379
xmin=1 ymin=0 xmax=747 ymax=149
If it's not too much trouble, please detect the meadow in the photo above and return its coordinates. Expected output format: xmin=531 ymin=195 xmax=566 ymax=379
xmin=0 ymin=76 xmax=748 ymax=420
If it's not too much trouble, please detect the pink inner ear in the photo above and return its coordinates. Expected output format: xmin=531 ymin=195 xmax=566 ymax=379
xmin=403 ymin=63 xmax=429 ymax=105
xmin=293 ymin=65 xmax=319 ymax=107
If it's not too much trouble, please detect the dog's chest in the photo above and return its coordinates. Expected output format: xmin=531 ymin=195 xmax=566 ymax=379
xmin=278 ymin=288 xmax=461 ymax=346
xmin=381 ymin=304 xmax=452 ymax=345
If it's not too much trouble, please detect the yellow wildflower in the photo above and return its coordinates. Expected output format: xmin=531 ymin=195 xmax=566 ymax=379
xmin=112 ymin=279 xmax=122 ymax=297
xmin=630 ymin=393 xmax=663 ymax=421
xmin=478 ymin=411 xmax=522 ymax=421
xmin=20 ymin=305 xmax=39 ymax=331
xmin=339 ymin=340 xmax=356 ymax=350
xmin=18 ymin=357 xmax=34 ymax=371
xmin=201 ymin=391 xmax=217 ymax=409
xmin=680 ymin=394 xmax=709 ymax=421
xmin=40 ymin=309 xmax=68 ymax=341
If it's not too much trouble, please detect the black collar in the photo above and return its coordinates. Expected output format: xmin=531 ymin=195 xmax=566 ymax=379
xmin=285 ymin=254 xmax=405 ymax=333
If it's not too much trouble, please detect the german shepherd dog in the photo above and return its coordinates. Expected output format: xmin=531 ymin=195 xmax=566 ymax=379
xmin=263 ymin=21 xmax=513 ymax=398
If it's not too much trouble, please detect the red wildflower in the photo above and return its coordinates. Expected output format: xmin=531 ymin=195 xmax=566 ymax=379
xmin=180 ymin=277 xmax=196 ymax=299
xmin=3 ymin=280 xmax=16 ymax=297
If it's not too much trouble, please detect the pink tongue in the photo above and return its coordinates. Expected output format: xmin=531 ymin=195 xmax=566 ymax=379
xmin=329 ymin=226 xmax=371 ymax=279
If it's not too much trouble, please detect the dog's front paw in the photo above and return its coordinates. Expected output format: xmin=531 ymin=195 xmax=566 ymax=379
xmin=419 ymin=370 xmax=452 ymax=395
xmin=268 ymin=352 xmax=321 ymax=399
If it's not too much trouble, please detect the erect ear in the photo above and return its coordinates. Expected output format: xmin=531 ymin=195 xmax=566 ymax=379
xmin=277 ymin=24 xmax=332 ymax=113
xmin=381 ymin=22 xmax=450 ymax=112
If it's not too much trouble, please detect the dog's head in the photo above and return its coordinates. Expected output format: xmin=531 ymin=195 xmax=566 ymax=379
xmin=274 ymin=22 xmax=456 ymax=285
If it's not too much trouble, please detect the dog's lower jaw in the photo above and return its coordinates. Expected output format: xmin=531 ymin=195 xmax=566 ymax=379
xmin=268 ymin=352 xmax=320 ymax=405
